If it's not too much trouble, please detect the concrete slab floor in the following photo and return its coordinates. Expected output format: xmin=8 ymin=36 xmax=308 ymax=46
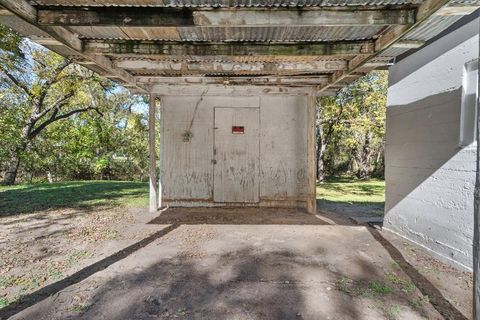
xmin=2 ymin=208 xmax=472 ymax=320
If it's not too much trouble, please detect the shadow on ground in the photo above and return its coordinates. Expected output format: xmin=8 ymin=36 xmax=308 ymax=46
xmin=149 ymin=207 xmax=330 ymax=225
xmin=0 ymin=208 xmax=469 ymax=320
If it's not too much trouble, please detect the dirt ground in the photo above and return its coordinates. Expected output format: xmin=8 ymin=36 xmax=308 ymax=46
xmin=0 ymin=206 xmax=473 ymax=320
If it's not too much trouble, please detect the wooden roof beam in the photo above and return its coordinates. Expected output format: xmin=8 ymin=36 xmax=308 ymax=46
xmin=37 ymin=7 xmax=416 ymax=27
xmin=114 ymin=59 xmax=348 ymax=74
xmin=136 ymin=76 xmax=330 ymax=86
xmin=85 ymin=40 xmax=375 ymax=56
xmin=0 ymin=0 xmax=147 ymax=93
xmin=317 ymin=0 xmax=459 ymax=92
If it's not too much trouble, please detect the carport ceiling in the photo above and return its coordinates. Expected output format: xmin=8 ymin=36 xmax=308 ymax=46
xmin=0 ymin=0 xmax=478 ymax=94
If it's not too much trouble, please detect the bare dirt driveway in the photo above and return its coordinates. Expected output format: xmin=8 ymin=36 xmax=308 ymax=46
xmin=0 ymin=207 xmax=472 ymax=320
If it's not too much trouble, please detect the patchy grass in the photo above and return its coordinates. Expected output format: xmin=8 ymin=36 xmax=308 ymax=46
xmin=0 ymin=180 xmax=148 ymax=216
xmin=0 ymin=181 xmax=152 ymax=311
xmin=335 ymin=272 xmax=423 ymax=320
xmin=316 ymin=176 xmax=385 ymax=216
xmin=368 ymin=280 xmax=393 ymax=296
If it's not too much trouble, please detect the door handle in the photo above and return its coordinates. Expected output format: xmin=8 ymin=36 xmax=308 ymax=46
xmin=212 ymin=159 xmax=217 ymax=164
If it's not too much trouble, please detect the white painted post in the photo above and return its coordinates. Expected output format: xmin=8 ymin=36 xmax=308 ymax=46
xmin=307 ymin=93 xmax=317 ymax=214
xmin=158 ymin=97 xmax=162 ymax=210
xmin=474 ymin=51 xmax=480 ymax=320
xmin=149 ymin=94 xmax=158 ymax=213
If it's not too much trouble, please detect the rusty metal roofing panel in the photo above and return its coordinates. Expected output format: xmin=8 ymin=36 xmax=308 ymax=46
xmin=110 ymin=54 xmax=354 ymax=62
xmin=31 ymin=0 xmax=425 ymax=7
xmin=0 ymin=14 xmax=50 ymax=38
xmin=72 ymin=25 xmax=384 ymax=42
xmin=402 ymin=14 xmax=466 ymax=41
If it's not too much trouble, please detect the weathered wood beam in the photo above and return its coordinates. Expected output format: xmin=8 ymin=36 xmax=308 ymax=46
xmin=135 ymin=75 xmax=330 ymax=86
xmin=391 ymin=40 xmax=425 ymax=48
xmin=37 ymin=7 xmax=416 ymax=27
xmin=318 ymin=0 xmax=457 ymax=92
xmin=0 ymin=0 xmax=82 ymax=51
xmin=115 ymin=59 xmax=348 ymax=74
xmin=307 ymin=93 xmax=317 ymax=214
xmin=85 ymin=40 xmax=374 ymax=56
xmin=150 ymin=84 xmax=316 ymax=95
xmin=0 ymin=0 xmax=146 ymax=93
xmin=148 ymin=94 xmax=158 ymax=213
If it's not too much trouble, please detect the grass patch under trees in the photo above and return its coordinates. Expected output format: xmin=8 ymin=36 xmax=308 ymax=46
xmin=0 ymin=181 xmax=148 ymax=216
xmin=316 ymin=176 xmax=385 ymax=216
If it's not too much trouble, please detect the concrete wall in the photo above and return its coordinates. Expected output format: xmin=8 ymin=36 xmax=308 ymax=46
xmin=159 ymin=86 xmax=315 ymax=210
xmin=385 ymin=17 xmax=479 ymax=270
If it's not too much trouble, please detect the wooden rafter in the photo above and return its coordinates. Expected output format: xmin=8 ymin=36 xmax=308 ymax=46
xmin=114 ymin=59 xmax=348 ymax=75
xmin=0 ymin=0 xmax=147 ymax=93
xmin=318 ymin=0 xmax=461 ymax=92
xmin=85 ymin=40 xmax=375 ymax=56
xmin=37 ymin=7 xmax=416 ymax=27
xmin=136 ymin=75 xmax=330 ymax=86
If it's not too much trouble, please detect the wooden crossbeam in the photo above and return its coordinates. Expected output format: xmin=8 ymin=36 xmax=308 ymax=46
xmin=85 ymin=40 xmax=375 ymax=56
xmin=318 ymin=0 xmax=458 ymax=92
xmin=136 ymin=75 xmax=330 ymax=86
xmin=0 ymin=0 xmax=147 ymax=93
xmin=114 ymin=59 xmax=348 ymax=74
xmin=37 ymin=7 xmax=416 ymax=27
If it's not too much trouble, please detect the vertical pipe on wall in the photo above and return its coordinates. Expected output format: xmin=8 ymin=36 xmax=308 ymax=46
xmin=473 ymin=36 xmax=480 ymax=319
xmin=149 ymin=94 xmax=158 ymax=213
xmin=307 ymin=92 xmax=317 ymax=214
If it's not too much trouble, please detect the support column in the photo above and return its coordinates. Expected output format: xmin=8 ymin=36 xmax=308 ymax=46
xmin=473 ymin=69 xmax=479 ymax=320
xmin=149 ymin=94 xmax=158 ymax=213
xmin=306 ymin=93 xmax=317 ymax=214
xmin=158 ymin=97 xmax=163 ymax=209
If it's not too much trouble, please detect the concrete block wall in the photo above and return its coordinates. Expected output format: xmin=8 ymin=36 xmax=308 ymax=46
xmin=384 ymin=16 xmax=479 ymax=270
xmin=159 ymin=86 xmax=315 ymax=210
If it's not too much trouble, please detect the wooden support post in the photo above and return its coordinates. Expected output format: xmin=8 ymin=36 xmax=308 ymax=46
xmin=149 ymin=94 xmax=158 ymax=213
xmin=307 ymin=93 xmax=317 ymax=214
xmin=158 ymin=98 xmax=163 ymax=210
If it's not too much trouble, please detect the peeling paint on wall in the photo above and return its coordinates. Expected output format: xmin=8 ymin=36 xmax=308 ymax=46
xmin=160 ymin=89 xmax=311 ymax=209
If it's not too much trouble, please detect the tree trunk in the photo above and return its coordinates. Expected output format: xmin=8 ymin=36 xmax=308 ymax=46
xmin=315 ymin=106 xmax=326 ymax=182
xmin=2 ymin=124 xmax=31 ymax=185
xmin=356 ymin=131 xmax=373 ymax=179
xmin=317 ymin=141 xmax=327 ymax=182
xmin=3 ymin=153 xmax=21 ymax=185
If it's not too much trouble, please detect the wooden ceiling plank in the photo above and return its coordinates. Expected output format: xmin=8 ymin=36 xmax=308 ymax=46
xmin=318 ymin=0 xmax=461 ymax=92
xmin=85 ymin=40 xmax=375 ymax=56
xmin=0 ymin=0 xmax=147 ymax=93
xmin=37 ymin=7 xmax=416 ymax=27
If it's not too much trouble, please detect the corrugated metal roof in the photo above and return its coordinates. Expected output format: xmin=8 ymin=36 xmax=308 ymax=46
xmin=111 ymin=55 xmax=354 ymax=62
xmin=33 ymin=0 xmax=479 ymax=6
xmin=73 ymin=25 xmax=384 ymax=42
xmin=0 ymin=14 xmax=49 ymax=38
xmin=31 ymin=0 xmax=424 ymax=7
xmin=402 ymin=14 xmax=466 ymax=41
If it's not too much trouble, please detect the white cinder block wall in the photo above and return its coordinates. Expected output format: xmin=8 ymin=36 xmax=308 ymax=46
xmin=159 ymin=87 xmax=315 ymax=210
xmin=385 ymin=16 xmax=479 ymax=270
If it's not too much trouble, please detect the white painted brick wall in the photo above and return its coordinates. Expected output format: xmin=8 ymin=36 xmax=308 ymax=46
xmin=385 ymin=16 xmax=479 ymax=270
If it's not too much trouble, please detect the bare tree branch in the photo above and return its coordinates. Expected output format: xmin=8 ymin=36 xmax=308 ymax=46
xmin=37 ymin=59 xmax=71 ymax=112
xmin=0 ymin=66 xmax=31 ymax=97
xmin=29 ymin=105 xmax=101 ymax=139
xmin=32 ymin=91 xmax=75 ymax=123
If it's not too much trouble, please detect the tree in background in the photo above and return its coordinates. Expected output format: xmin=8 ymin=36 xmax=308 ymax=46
xmin=0 ymin=26 xmax=148 ymax=184
xmin=316 ymin=71 xmax=387 ymax=180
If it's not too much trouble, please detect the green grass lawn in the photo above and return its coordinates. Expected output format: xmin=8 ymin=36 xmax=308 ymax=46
xmin=1 ymin=177 xmax=384 ymax=217
xmin=0 ymin=181 xmax=148 ymax=216
xmin=316 ymin=177 xmax=385 ymax=216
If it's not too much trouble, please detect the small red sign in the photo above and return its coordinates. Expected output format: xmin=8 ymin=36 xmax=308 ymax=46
xmin=232 ymin=126 xmax=245 ymax=134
